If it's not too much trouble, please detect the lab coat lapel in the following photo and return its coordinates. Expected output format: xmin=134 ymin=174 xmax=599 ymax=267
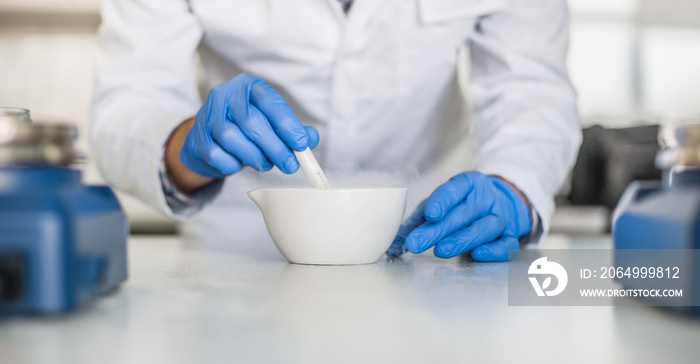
xmin=325 ymin=0 xmax=347 ymax=22
xmin=323 ymin=0 xmax=391 ymax=29
xmin=344 ymin=0 xmax=390 ymax=32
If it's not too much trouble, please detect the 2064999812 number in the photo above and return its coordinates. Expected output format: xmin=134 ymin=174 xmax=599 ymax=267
xmin=599 ymin=266 xmax=680 ymax=279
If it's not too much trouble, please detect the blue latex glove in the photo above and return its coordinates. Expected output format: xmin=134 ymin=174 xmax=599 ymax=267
xmin=180 ymin=73 xmax=319 ymax=178
xmin=387 ymin=171 xmax=531 ymax=261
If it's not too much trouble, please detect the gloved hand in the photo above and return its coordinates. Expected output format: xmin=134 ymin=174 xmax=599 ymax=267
xmin=387 ymin=171 xmax=531 ymax=261
xmin=180 ymin=73 xmax=319 ymax=178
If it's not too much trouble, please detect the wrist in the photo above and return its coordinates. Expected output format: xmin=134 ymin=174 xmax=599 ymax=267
xmin=164 ymin=117 xmax=215 ymax=194
xmin=488 ymin=176 xmax=532 ymax=238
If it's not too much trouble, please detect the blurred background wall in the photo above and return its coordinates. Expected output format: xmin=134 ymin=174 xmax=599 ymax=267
xmin=1 ymin=0 xmax=699 ymax=234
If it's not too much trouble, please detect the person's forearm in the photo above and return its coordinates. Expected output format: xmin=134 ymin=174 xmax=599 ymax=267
xmin=165 ymin=117 xmax=215 ymax=193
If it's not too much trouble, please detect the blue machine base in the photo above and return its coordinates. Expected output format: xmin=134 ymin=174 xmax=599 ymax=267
xmin=0 ymin=167 xmax=129 ymax=314
xmin=613 ymin=180 xmax=700 ymax=310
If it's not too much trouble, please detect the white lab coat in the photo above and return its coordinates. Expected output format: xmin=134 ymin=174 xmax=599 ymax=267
xmin=90 ymin=0 xmax=580 ymax=254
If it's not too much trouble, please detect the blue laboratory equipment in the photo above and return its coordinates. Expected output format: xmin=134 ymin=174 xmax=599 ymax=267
xmin=0 ymin=108 xmax=128 ymax=314
xmin=613 ymin=123 xmax=700 ymax=309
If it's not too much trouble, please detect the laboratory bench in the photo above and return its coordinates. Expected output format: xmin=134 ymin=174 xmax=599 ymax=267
xmin=0 ymin=234 xmax=698 ymax=364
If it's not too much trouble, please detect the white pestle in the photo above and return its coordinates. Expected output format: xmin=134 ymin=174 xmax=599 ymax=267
xmin=294 ymin=148 xmax=330 ymax=188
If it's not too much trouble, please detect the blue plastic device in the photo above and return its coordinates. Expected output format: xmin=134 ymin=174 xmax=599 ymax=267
xmin=0 ymin=109 xmax=128 ymax=315
xmin=613 ymin=124 xmax=700 ymax=309
xmin=0 ymin=167 xmax=128 ymax=314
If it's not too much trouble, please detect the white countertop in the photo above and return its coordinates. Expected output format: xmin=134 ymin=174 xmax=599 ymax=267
xmin=1 ymin=234 xmax=699 ymax=364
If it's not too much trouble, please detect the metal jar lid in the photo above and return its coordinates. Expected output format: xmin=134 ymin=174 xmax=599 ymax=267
xmin=656 ymin=122 xmax=700 ymax=169
xmin=0 ymin=107 xmax=80 ymax=166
